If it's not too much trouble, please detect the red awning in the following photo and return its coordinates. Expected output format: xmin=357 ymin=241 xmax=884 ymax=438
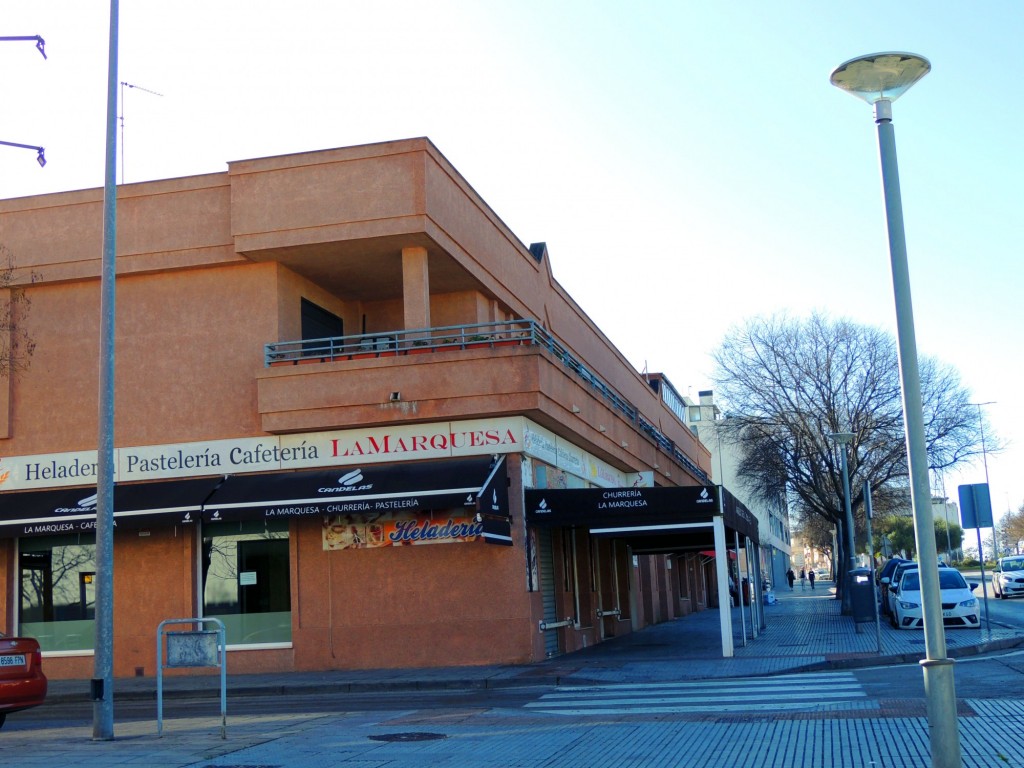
xmin=698 ymin=549 xmax=737 ymax=560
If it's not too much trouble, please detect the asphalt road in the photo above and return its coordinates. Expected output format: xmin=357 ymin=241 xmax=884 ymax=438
xmin=965 ymin=570 xmax=1024 ymax=630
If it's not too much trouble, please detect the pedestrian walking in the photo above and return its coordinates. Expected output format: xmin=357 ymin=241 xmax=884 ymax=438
xmin=809 ymin=569 xmax=816 ymax=589
xmin=800 ymin=568 xmax=806 ymax=589
xmin=786 ymin=568 xmax=795 ymax=590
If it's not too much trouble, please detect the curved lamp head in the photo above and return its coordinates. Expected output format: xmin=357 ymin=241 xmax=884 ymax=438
xmin=830 ymin=52 xmax=930 ymax=104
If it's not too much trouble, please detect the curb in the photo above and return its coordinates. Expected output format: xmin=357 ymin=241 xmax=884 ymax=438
xmin=44 ymin=673 xmax=558 ymax=706
xmin=798 ymin=634 xmax=1024 ymax=672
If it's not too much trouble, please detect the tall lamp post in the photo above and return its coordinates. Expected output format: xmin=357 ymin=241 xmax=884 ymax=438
xmin=93 ymin=0 xmax=120 ymax=741
xmin=971 ymin=401 xmax=995 ymax=552
xmin=831 ymin=52 xmax=961 ymax=768
xmin=828 ymin=431 xmax=857 ymax=610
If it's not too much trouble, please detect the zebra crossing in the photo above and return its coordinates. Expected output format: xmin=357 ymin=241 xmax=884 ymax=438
xmin=524 ymin=672 xmax=873 ymax=716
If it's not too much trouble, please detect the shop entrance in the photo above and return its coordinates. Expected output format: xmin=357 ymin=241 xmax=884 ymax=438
xmin=537 ymin=527 xmax=560 ymax=658
xmin=524 ymin=485 xmax=761 ymax=658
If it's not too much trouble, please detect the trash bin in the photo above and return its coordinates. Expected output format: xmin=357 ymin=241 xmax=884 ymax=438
xmin=848 ymin=567 xmax=875 ymax=623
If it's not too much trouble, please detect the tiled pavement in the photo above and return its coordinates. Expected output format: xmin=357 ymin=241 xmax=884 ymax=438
xmin=40 ymin=580 xmax=1024 ymax=698
xmin=10 ymin=580 xmax=1024 ymax=767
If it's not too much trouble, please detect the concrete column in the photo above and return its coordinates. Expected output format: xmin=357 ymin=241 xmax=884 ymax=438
xmin=714 ymin=516 xmax=733 ymax=657
xmin=402 ymin=246 xmax=430 ymax=331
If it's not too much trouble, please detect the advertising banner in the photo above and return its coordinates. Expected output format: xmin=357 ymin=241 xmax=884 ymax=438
xmin=323 ymin=512 xmax=482 ymax=549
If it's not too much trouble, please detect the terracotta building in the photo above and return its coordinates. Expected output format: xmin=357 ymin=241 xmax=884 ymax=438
xmin=0 ymin=138 xmax=760 ymax=680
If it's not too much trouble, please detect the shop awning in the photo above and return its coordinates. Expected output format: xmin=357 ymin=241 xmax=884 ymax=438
xmin=203 ymin=456 xmax=503 ymax=525
xmin=524 ymin=485 xmax=758 ymax=544
xmin=698 ymin=549 xmax=737 ymax=560
xmin=475 ymin=458 xmax=513 ymax=546
xmin=0 ymin=457 xmax=513 ymax=545
xmin=0 ymin=476 xmax=225 ymax=538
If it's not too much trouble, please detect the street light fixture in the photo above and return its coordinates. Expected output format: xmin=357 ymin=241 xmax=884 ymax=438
xmin=828 ymin=431 xmax=857 ymax=610
xmin=0 ymin=140 xmax=46 ymax=167
xmin=0 ymin=34 xmax=47 ymax=58
xmin=831 ymin=52 xmax=961 ymax=768
xmin=1 ymin=35 xmax=48 ymax=168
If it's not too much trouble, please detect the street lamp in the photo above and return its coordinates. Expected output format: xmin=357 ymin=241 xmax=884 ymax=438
xmin=1 ymin=35 xmax=48 ymax=168
xmin=971 ymin=401 xmax=995 ymax=543
xmin=93 ymin=0 xmax=120 ymax=741
xmin=828 ymin=431 xmax=857 ymax=610
xmin=0 ymin=35 xmax=47 ymax=58
xmin=0 ymin=140 xmax=46 ymax=167
xmin=831 ymin=52 xmax=961 ymax=768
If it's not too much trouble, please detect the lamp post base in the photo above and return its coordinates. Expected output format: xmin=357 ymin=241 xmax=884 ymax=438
xmin=920 ymin=657 xmax=961 ymax=768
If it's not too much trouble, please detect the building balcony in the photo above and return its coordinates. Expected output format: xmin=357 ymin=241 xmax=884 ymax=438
xmin=257 ymin=320 xmax=709 ymax=484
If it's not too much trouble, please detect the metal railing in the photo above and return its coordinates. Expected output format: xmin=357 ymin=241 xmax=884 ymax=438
xmin=265 ymin=319 xmax=537 ymax=363
xmin=265 ymin=319 xmax=710 ymax=484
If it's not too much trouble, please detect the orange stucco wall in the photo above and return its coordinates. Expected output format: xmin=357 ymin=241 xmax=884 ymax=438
xmin=0 ymin=138 xmax=714 ymax=680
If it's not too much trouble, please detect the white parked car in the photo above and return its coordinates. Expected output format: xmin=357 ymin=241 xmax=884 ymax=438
xmin=882 ymin=561 xmax=919 ymax=618
xmin=993 ymin=556 xmax=1024 ymax=599
xmin=890 ymin=568 xmax=980 ymax=630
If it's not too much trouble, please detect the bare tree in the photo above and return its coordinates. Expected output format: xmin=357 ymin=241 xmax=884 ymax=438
xmin=999 ymin=504 xmax=1024 ymax=555
xmin=792 ymin=509 xmax=834 ymax=566
xmin=0 ymin=244 xmax=39 ymax=377
xmin=712 ymin=312 xmax=992 ymax=602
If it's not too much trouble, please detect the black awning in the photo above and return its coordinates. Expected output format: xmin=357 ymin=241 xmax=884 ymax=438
xmin=113 ymin=477 xmax=225 ymax=528
xmin=0 ymin=485 xmax=98 ymax=537
xmin=0 ymin=476 xmax=225 ymax=538
xmin=475 ymin=457 xmax=512 ymax=546
xmin=525 ymin=486 xmax=719 ymax=530
xmin=523 ymin=485 xmax=758 ymax=543
xmin=479 ymin=514 xmax=513 ymax=546
xmin=202 ymin=456 xmax=499 ymax=525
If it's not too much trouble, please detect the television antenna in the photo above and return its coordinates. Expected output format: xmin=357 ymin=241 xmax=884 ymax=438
xmin=119 ymin=81 xmax=164 ymax=184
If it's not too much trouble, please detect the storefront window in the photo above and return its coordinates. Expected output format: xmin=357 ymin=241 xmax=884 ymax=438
xmin=202 ymin=520 xmax=291 ymax=646
xmin=19 ymin=534 xmax=97 ymax=652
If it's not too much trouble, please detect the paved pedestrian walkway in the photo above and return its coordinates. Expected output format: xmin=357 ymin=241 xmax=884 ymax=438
xmin=43 ymin=579 xmax=1023 ymax=702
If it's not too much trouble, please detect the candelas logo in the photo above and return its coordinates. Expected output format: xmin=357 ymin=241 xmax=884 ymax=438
xmin=534 ymin=498 xmax=550 ymax=514
xmin=696 ymin=487 xmax=714 ymax=504
xmin=319 ymin=469 xmax=372 ymax=494
xmin=340 ymin=469 xmax=364 ymax=486
xmin=55 ymin=493 xmax=98 ymax=515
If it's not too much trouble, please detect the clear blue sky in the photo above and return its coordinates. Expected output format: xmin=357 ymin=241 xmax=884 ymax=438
xmin=2 ymin=2 xmax=1021 ymax=533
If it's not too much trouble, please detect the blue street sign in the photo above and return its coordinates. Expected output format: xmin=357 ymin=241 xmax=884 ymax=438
xmin=958 ymin=483 xmax=993 ymax=529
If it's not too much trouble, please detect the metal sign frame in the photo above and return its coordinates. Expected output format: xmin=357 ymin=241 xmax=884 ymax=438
xmin=156 ymin=617 xmax=226 ymax=738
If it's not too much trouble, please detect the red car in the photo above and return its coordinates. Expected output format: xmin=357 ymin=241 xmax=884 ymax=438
xmin=0 ymin=634 xmax=47 ymax=728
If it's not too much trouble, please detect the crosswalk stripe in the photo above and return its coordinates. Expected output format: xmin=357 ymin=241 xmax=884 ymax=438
xmin=526 ymin=672 xmax=870 ymax=716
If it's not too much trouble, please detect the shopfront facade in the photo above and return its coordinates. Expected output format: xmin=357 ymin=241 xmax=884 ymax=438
xmin=0 ymin=138 xmax=717 ymax=679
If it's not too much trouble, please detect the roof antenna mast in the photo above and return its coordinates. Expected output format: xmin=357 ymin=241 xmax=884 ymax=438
xmin=119 ymin=81 xmax=163 ymax=184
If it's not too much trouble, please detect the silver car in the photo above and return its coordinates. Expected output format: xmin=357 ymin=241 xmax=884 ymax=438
xmin=993 ymin=556 xmax=1024 ymax=599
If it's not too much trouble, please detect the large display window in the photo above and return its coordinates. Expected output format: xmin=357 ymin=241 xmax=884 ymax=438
xmin=201 ymin=520 xmax=291 ymax=646
xmin=19 ymin=534 xmax=97 ymax=652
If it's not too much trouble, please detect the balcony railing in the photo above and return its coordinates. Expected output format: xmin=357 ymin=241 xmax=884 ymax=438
xmin=266 ymin=320 xmax=536 ymax=363
xmin=264 ymin=319 xmax=709 ymax=483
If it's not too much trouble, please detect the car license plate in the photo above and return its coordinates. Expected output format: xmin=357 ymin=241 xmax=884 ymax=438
xmin=0 ymin=654 xmax=26 ymax=667
xmin=942 ymin=610 xmax=953 ymax=618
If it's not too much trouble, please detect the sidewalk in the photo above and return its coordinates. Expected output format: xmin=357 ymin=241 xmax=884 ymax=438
xmin=45 ymin=580 xmax=1024 ymax=704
